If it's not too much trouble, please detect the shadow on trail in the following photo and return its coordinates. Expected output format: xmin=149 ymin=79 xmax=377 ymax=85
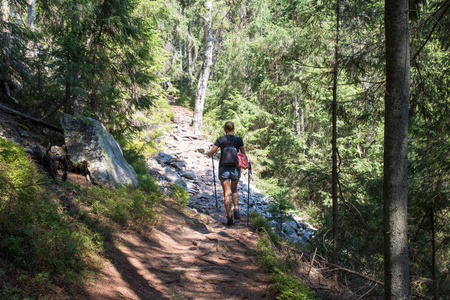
xmin=108 ymin=247 xmax=169 ymax=300
xmin=109 ymin=202 xmax=275 ymax=300
xmin=59 ymin=176 xmax=274 ymax=300
xmin=72 ymin=102 xmax=274 ymax=299
xmin=55 ymin=193 xmax=167 ymax=299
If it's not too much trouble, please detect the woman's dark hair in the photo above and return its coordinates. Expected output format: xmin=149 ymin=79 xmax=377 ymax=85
xmin=224 ymin=121 xmax=234 ymax=133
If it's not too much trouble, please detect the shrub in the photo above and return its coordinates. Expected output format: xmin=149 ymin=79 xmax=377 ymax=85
xmin=0 ymin=138 xmax=164 ymax=298
xmin=251 ymin=211 xmax=315 ymax=300
xmin=76 ymin=175 xmax=162 ymax=231
xmin=0 ymin=138 xmax=101 ymax=298
xmin=170 ymin=184 xmax=189 ymax=209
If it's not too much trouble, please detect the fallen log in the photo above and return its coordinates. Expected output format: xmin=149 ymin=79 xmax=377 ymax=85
xmin=0 ymin=103 xmax=63 ymax=133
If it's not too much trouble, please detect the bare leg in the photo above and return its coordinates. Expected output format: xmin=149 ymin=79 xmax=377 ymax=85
xmin=231 ymin=180 xmax=239 ymax=210
xmin=221 ymin=180 xmax=232 ymax=218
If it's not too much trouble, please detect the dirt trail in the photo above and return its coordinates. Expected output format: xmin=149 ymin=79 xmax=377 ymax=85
xmin=81 ymin=105 xmax=277 ymax=300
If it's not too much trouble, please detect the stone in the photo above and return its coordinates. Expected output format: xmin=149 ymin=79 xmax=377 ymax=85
xmin=285 ymin=220 xmax=300 ymax=230
xmin=181 ymin=134 xmax=198 ymax=140
xmin=25 ymin=144 xmax=43 ymax=156
xmin=162 ymin=166 xmax=187 ymax=187
xmin=185 ymin=180 xmax=199 ymax=191
xmin=155 ymin=152 xmax=173 ymax=165
xmin=166 ymin=141 xmax=178 ymax=148
xmin=302 ymin=229 xmax=315 ymax=242
xmin=49 ymin=145 xmax=66 ymax=157
xmin=283 ymin=222 xmax=299 ymax=237
xmin=173 ymin=114 xmax=192 ymax=124
xmin=170 ymin=134 xmax=180 ymax=141
xmin=61 ymin=114 xmax=138 ymax=188
xmin=169 ymin=159 xmax=186 ymax=170
xmin=179 ymin=171 xmax=196 ymax=180
xmin=18 ymin=127 xmax=30 ymax=138
xmin=183 ymin=157 xmax=195 ymax=168
xmin=197 ymin=142 xmax=212 ymax=154
xmin=146 ymin=157 xmax=160 ymax=168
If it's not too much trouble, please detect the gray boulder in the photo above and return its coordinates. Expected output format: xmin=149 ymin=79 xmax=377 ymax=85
xmin=168 ymin=158 xmax=186 ymax=170
xmin=61 ymin=114 xmax=138 ymax=188
xmin=155 ymin=152 xmax=173 ymax=165
xmin=179 ymin=171 xmax=196 ymax=180
xmin=162 ymin=166 xmax=187 ymax=188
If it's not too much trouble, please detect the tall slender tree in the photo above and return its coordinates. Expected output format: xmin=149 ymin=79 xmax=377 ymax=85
xmin=331 ymin=0 xmax=340 ymax=268
xmin=193 ymin=0 xmax=213 ymax=134
xmin=27 ymin=0 xmax=35 ymax=30
xmin=383 ymin=0 xmax=411 ymax=298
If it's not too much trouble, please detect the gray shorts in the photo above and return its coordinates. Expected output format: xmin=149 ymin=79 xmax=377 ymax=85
xmin=219 ymin=166 xmax=240 ymax=181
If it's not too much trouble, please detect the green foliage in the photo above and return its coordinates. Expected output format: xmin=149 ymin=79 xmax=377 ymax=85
xmin=200 ymin=0 xmax=392 ymax=291
xmin=252 ymin=212 xmax=315 ymax=300
xmin=1 ymin=0 xmax=167 ymax=132
xmin=170 ymin=184 xmax=189 ymax=209
xmin=78 ymin=175 xmax=162 ymax=231
xmin=115 ymin=96 xmax=175 ymax=175
xmin=266 ymin=187 xmax=295 ymax=232
xmin=250 ymin=211 xmax=280 ymax=246
xmin=0 ymin=138 xmax=163 ymax=298
xmin=0 ymin=138 xmax=100 ymax=298
xmin=272 ymin=272 xmax=316 ymax=300
xmin=2 ymin=0 xmax=450 ymax=297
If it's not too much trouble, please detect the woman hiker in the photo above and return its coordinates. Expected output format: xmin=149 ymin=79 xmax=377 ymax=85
xmin=208 ymin=121 xmax=245 ymax=226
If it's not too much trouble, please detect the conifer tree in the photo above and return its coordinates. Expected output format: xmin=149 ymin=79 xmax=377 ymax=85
xmin=383 ymin=0 xmax=411 ymax=298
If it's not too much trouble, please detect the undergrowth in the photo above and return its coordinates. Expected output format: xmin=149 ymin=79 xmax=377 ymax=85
xmin=170 ymin=184 xmax=190 ymax=209
xmin=0 ymin=137 xmax=163 ymax=299
xmin=251 ymin=211 xmax=316 ymax=300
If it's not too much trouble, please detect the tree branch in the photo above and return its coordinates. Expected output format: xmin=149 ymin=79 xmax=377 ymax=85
xmin=411 ymin=0 xmax=450 ymax=61
xmin=0 ymin=103 xmax=63 ymax=133
xmin=41 ymin=99 xmax=64 ymax=120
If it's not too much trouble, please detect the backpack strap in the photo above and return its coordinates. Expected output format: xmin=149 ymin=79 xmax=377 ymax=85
xmin=225 ymin=135 xmax=234 ymax=147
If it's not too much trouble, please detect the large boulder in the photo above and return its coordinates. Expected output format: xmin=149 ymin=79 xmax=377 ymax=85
xmin=61 ymin=115 xmax=138 ymax=188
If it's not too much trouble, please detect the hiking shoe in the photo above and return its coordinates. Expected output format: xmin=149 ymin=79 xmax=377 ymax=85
xmin=227 ymin=216 xmax=234 ymax=226
xmin=233 ymin=209 xmax=241 ymax=219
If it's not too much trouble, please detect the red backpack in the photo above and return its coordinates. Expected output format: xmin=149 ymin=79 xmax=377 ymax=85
xmin=237 ymin=153 xmax=249 ymax=169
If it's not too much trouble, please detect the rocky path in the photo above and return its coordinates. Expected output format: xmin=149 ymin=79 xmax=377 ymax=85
xmin=81 ymin=105 xmax=278 ymax=300
xmin=147 ymin=105 xmax=260 ymax=226
xmin=148 ymin=105 xmax=316 ymax=244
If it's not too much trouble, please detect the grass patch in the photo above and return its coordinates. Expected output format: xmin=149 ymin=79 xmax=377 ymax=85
xmin=251 ymin=211 xmax=316 ymax=300
xmin=74 ymin=175 xmax=163 ymax=231
xmin=0 ymin=137 xmax=164 ymax=298
xmin=0 ymin=138 xmax=100 ymax=298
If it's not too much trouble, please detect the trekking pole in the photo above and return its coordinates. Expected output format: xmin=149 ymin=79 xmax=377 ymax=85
xmin=247 ymin=162 xmax=252 ymax=225
xmin=212 ymin=155 xmax=218 ymax=208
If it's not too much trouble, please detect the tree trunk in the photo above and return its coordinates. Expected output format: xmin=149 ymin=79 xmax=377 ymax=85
xmin=429 ymin=204 xmax=437 ymax=298
xmin=0 ymin=104 xmax=63 ymax=133
xmin=301 ymin=107 xmax=305 ymax=133
xmin=192 ymin=0 xmax=213 ymax=134
xmin=383 ymin=0 xmax=410 ymax=298
xmin=331 ymin=0 xmax=340 ymax=269
xmin=293 ymin=94 xmax=301 ymax=136
xmin=27 ymin=0 xmax=35 ymax=30
xmin=188 ymin=23 xmax=193 ymax=87
xmin=1 ymin=0 xmax=9 ymax=23
xmin=179 ymin=40 xmax=183 ymax=83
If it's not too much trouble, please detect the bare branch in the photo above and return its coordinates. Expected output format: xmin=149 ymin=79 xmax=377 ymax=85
xmin=0 ymin=103 xmax=63 ymax=133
